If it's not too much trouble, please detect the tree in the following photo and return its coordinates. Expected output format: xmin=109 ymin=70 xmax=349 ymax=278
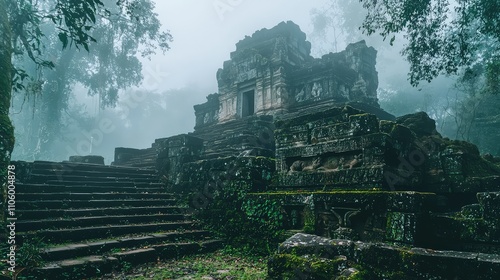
xmin=0 ymin=0 xmax=14 ymax=189
xmin=9 ymin=0 xmax=171 ymax=160
xmin=358 ymin=0 xmax=500 ymax=88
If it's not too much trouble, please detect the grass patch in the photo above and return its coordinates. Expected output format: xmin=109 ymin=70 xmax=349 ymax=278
xmin=94 ymin=246 xmax=267 ymax=279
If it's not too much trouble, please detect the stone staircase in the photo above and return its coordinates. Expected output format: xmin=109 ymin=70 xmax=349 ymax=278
xmin=192 ymin=115 xmax=275 ymax=159
xmin=13 ymin=161 xmax=222 ymax=279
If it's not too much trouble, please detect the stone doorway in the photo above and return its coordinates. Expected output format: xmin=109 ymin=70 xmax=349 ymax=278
xmin=241 ymin=90 xmax=255 ymax=117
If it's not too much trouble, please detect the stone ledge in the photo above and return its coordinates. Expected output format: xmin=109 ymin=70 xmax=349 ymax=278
xmin=269 ymin=233 xmax=500 ymax=280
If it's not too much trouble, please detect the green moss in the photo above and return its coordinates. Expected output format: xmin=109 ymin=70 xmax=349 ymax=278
xmin=248 ymin=190 xmax=435 ymax=196
xmin=269 ymin=253 xmax=346 ymax=280
xmin=255 ymin=156 xmax=275 ymax=161
xmin=302 ymin=207 xmax=315 ymax=234
xmin=350 ymin=113 xmax=371 ymax=118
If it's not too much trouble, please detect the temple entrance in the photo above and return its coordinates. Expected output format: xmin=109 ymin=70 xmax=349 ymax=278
xmin=241 ymin=90 xmax=255 ymax=117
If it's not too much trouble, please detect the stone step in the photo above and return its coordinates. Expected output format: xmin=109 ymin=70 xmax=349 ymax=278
xmin=45 ymin=180 xmax=162 ymax=187
xmin=16 ymin=183 xmax=167 ymax=194
xmin=34 ymin=255 xmax=118 ymax=280
xmin=127 ymin=162 xmax=157 ymax=168
xmin=33 ymin=240 xmax=223 ymax=280
xmin=17 ymin=213 xmax=187 ymax=232
xmin=31 ymin=161 xmax=157 ymax=175
xmin=30 ymin=169 xmax=156 ymax=179
xmin=17 ymin=192 xmax=174 ymax=201
xmin=17 ymin=198 xmax=177 ymax=209
xmin=125 ymin=155 xmax=157 ymax=161
xmin=17 ymin=206 xmax=186 ymax=220
xmin=13 ymin=159 xmax=222 ymax=280
xmin=21 ymin=221 xmax=195 ymax=243
xmin=41 ymin=230 xmax=211 ymax=262
xmin=30 ymin=174 xmax=158 ymax=183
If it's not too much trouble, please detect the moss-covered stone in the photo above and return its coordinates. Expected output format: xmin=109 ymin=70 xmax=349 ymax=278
xmin=268 ymin=253 xmax=347 ymax=280
xmin=395 ymin=112 xmax=438 ymax=137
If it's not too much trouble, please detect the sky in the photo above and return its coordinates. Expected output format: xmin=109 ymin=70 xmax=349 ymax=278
xmin=140 ymin=0 xmax=328 ymax=93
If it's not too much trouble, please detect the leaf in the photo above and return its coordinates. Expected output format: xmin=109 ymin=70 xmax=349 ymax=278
xmin=88 ymin=10 xmax=96 ymax=23
xmin=83 ymin=42 xmax=90 ymax=52
xmin=58 ymin=32 xmax=68 ymax=49
xmin=390 ymin=35 xmax=396 ymax=46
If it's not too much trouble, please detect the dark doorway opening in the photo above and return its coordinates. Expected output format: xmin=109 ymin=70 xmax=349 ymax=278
xmin=241 ymin=90 xmax=255 ymax=117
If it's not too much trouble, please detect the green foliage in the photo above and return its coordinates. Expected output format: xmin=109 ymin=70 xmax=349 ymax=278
xmin=242 ymin=198 xmax=285 ymax=237
xmin=195 ymin=180 xmax=285 ymax=256
xmin=17 ymin=238 xmax=46 ymax=268
xmin=0 ymin=8 xmax=14 ymax=241
xmin=8 ymin=0 xmax=172 ymax=90
xmin=14 ymin=237 xmax=47 ymax=279
xmin=358 ymin=0 xmax=500 ymax=88
xmin=0 ymin=114 xmax=14 ymax=180
xmin=302 ymin=207 xmax=316 ymax=234
xmin=486 ymin=59 xmax=500 ymax=94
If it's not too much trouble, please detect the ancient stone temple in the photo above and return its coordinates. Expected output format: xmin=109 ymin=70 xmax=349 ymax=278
xmin=194 ymin=21 xmax=385 ymax=129
xmin=12 ymin=21 xmax=500 ymax=279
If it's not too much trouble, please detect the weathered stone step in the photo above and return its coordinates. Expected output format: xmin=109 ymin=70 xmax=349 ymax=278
xmin=17 ymin=206 xmax=185 ymax=220
xmin=33 ymin=240 xmax=223 ymax=280
xmin=31 ymin=161 xmax=157 ymax=175
xmin=34 ymin=255 xmax=118 ymax=280
xmin=16 ymin=183 xmax=167 ymax=194
xmin=17 ymin=192 xmax=174 ymax=201
xmin=41 ymin=230 xmax=210 ymax=262
xmin=21 ymin=221 xmax=194 ymax=243
xmin=126 ymin=161 xmax=157 ymax=168
xmin=30 ymin=168 xmax=156 ymax=179
xmin=120 ymin=239 xmax=222 ymax=263
xmin=30 ymin=174 xmax=158 ymax=183
xmin=45 ymin=180 xmax=161 ymax=187
xmin=126 ymin=155 xmax=157 ymax=161
xmin=17 ymin=198 xmax=177 ymax=209
xmin=17 ymin=213 xmax=187 ymax=231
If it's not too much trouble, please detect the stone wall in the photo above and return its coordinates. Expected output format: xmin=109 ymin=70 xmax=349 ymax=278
xmin=274 ymin=106 xmax=421 ymax=190
xmin=246 ymin=191 xmax=438 ymax=245
xmin=154 ymin=134 xmax=203 ymax=185
xmin=287 ymin=41 xmax=378 ymax=109
xmin=194 ymin=93 xmax=219 ymax=129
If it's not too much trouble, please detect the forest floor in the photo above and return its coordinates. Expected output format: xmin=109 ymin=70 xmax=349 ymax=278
xmin=92 ymin=246 xmax=268 ymax=280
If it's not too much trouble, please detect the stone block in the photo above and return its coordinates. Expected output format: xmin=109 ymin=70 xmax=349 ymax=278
xmin=385 ymin=212 xmax=420 ymax=244
xmin=386 ymin=192 xmax=435 ymax=212
xmin=349 ymin=113 xmax=379 ymax=136
xmin=477 ymin=192 xmax=500 ymax=219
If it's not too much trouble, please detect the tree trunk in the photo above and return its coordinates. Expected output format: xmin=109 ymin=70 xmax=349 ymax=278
xmin=38 ymin=48 xmax=75 ymax=159
xmin=0 ymin=0 xmax=14 ymax=183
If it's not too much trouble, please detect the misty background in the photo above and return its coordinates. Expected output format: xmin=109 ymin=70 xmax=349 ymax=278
xmin=9 ymin=0 xmax=496 ymax=164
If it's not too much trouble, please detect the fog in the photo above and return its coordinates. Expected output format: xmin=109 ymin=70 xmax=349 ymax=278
xmin=11 ymin=0 xmax=485 ymax=164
